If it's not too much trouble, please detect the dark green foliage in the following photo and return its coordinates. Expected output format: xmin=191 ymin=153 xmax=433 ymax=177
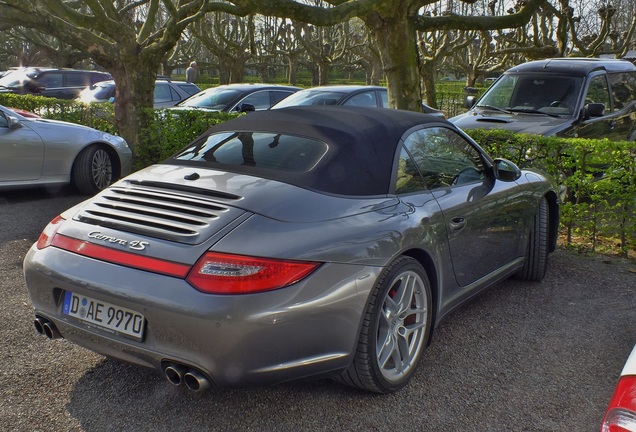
xmin=135 ymin=109 xmax=240 ymax=169
xmin=466 ymin=129 xmax=636 ymax=257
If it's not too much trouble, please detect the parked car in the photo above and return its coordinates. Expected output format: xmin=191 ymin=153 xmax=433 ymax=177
xmin=601 ymin=344 xmax=636 ymax=431
xmin=0 ymin=67 xmax=111 ymax=99
xmin=77 ymin=79 xmax=201 ymax=108
xmin=271 ymin=85 xmax=445 ymax=117
xmin=0 ymin=104 xmax=131 ymax=194
xmin=23 ymin=106 xmax=559 ymax=394
xmin=171 ymin=83 xmax=300 ymax=113
xmin=450 ymin=58 xmax=636 ymax=142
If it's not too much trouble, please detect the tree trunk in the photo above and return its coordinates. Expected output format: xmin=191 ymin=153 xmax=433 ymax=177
xmin=318 ymin=61 xmax=329 ymax=85
xmin=229 ymin=60 xmax=245 ymax=83
xmin=288 ymin=56 xmax=298 ymax=86
xmin=109 ymin=61 xmax=157 ymax=160
xmin=364 ymin=5 xmax=422 ymax=111
xmin=420 ymin=60 xmax=437 ymax=108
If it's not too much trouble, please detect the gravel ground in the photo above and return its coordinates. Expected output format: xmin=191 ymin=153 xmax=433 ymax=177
xmin=1 ymin=189 xmax=635 ymax=431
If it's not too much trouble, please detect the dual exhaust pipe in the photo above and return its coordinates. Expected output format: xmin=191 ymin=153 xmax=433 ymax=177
xmin=33 ymin=316 xmax=210 ymax=393
xmin=163 ymin=363 xmax=211 ymax=393
xmin=33 ymin=316 xmax=62 ymax=340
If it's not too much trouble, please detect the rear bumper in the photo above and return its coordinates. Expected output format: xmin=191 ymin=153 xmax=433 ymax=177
xmin=23 ymin=244 xmax=380 ymax=387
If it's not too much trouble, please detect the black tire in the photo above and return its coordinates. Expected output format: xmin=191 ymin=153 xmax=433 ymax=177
xmin=72 ymin=145 xmax=113 ymax=195
xmin=335 ymin=256 xmax=432 ymax=393
xmin=516 ymin=196 xmax=549 ymax=281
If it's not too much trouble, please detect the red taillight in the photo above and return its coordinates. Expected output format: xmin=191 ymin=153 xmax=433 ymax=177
xmin=186 ymin=252 xmax=320 ymax=294
xmin=36 ymin=215 xmax=66 ymax=249
xmin=602 ymin=376 xmax=636 ymax=432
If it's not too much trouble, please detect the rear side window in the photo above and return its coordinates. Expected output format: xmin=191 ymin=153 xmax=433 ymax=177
xmin=172 ymin=132 xmax=328 ymax=173
xmin=177 ymin=83 xmax=200 ymax=96
xmin=271 ymin=90 xmax=295 ymax=104
xmin=608 ymin=72 xmax=636 ymax=111
xmin=65 ymin=73 xmax=90 ymax=87
xmin=154 ymin=84 xmax=172 ymax=103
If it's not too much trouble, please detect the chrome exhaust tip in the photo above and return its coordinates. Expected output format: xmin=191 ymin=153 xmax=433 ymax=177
xmin=33 ymin=317 xmax=46 ymax=336
xmin=183 ymin=369 xmax=210 ymax=393
xmin=43 ymin=321 xmax=62 ymax=340
xmin=34 ymin=316 xmax=62 ymax=339
xmin=164 ymin=364 xmax=188 ymax=386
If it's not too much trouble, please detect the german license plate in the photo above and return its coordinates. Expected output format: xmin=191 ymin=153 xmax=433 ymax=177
xmin=62 ymin=291 xmax=145 ymax=341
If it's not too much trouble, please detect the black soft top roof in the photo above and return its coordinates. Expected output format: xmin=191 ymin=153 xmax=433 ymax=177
xmin=167 ymin=106 xmax=447 ymax=196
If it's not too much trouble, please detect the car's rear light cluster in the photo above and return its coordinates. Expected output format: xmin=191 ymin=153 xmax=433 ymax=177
xmin=186 ymin=252 xmax=319 ymax=294
xmin=601 ymin=375 xmax=636 ymax=432
xmin=37 ymin=216 xmax=320 ymax=295
xmin=36 ymin=215 xmax=66 ymax=249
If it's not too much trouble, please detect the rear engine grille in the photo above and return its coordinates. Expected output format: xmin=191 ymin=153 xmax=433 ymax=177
xmin=74 ymin=182 xmax=242 ymax=244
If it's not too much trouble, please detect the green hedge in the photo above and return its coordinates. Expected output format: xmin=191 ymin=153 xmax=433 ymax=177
xmin=2 ymin=94 xmax=633 ymax=257
xmin=467 ymin=129 xmax=636 ymax=258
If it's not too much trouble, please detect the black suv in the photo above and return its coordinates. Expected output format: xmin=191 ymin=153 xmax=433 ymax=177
xmin=0 ymin=67 xmax=111 ymax=99
xmin=450 ymin=58 xmax=636 ymax=142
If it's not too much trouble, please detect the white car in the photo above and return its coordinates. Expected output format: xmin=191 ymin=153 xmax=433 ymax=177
xmin=601 ymin=344 xmax=636 ymax=431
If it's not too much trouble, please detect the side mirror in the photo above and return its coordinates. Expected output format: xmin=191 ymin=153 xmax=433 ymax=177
xmin=465 ymin=96 xmax=477 ymax=109
xmin=239 ymin=103 xmax=256 ymax=113
xmin=492 ymin=158 xmax=521 ymax=182
xmin=584 ymin=102 xmax=605 ymax=119
xmin=6 ymin=115 xmax=22 ymax=129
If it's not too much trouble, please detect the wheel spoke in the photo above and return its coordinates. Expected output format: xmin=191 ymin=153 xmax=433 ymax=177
xmin=394 ymin=275 xmax=416 ymax=316
xmin=377 ymin=334 xmax=396 ymax=369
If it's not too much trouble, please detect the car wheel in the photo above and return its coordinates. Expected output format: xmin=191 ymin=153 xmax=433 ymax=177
xmin=516 ymin=196 xmax=549 ymax=281
xmin=336 ymin=256 xmax=432 ymax=393
xmin=72 ymin=145 xmax=113 ymax=195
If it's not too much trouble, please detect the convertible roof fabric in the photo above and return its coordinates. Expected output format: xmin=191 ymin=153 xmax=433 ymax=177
xmin=167 ymin=106 xmax=445 ymax=196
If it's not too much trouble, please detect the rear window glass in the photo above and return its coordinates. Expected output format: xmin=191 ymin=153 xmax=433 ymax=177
xmin=172 ymin=132 xmax=328 ymax=173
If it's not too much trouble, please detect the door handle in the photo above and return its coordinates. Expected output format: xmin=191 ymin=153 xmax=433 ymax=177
xmin=449 ymin=217 xmax=466 ymax=233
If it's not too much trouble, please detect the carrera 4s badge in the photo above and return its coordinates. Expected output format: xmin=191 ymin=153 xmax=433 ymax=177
xmin=88 ymin=231 xmax=149 ymax=251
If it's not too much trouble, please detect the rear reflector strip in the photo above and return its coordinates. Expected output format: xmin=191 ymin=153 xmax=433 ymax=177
xmin=51 ymin=234 xmax=190 ymax=278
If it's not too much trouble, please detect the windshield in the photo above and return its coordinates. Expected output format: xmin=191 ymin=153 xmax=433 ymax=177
xmin=178 ymin=88 xmax=243 ymax=110
xmin=272 ymin=90 xmax=345 ymax=108
xmin=477 ymin=74 xmax=583 ymax=116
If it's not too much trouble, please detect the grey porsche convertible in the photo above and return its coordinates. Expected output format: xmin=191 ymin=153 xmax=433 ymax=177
xmin=23 ymin=107 xmax=559 ymax=394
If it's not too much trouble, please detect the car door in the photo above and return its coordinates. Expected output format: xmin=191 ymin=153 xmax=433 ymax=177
xmin=0 ymin=110 xmax=44 ymax=182
xmin=402 ymin=126 xmax=527 ymax=287
xmin=36 ymin=71 xmax=66 ymax=99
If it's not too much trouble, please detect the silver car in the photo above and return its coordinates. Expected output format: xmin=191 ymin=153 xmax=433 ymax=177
xmin=24 ymin=107 xmax=559 ymax=393
xmin=271 ymin=85 xmax=446 ymax=117
xmin=0 ymin=105 xmax=132 ymax=194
